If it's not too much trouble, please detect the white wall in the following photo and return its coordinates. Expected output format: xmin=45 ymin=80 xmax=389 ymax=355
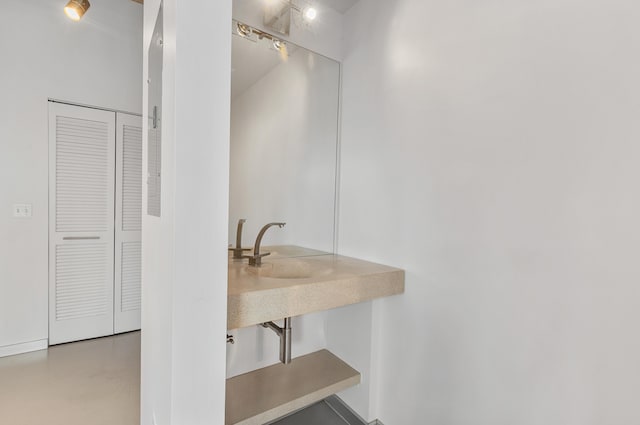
xmin=226 ymin=310 xmax=327 ymax=378
xmin=0 ymin=0 xmax=142 ymax=353
xmin=337 ymin=1 xmax=640 ymax=424
xmin=141 ymin=0 xmax=231 ymax=424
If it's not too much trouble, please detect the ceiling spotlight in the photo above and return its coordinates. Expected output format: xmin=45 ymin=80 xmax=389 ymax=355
xmin=236 ymin=23 xmax=252 ymax=37
xmin=303 ymin=7 xmax=317 ymax=21
xmin=64 ymin=0 xmax=90 ymax=21
xmin=273 ymin=39 xmax=288 ymax=61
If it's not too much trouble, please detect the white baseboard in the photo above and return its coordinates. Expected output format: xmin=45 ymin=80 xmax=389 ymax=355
xmin=0 ymin=339 xmax=48 ymax=358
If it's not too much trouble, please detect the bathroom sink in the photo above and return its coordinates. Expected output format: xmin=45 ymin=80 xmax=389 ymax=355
xmin=262 ymin=245 xmax=330 ymax=258
xmin=246 ymin=260 xmax=313 ymax=279
xmin=228 ymin=246 xmax=405 ymax=329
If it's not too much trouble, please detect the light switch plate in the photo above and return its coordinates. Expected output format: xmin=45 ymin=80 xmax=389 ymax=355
xmin=13 ymin=204 xmax=32 ymax=218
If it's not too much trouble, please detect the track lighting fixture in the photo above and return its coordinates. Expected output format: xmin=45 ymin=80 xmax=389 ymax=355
xmin=234 ymin=21 xmax=289 ymax=62
xmin=236 ymin=23 xmax=252 ymax=38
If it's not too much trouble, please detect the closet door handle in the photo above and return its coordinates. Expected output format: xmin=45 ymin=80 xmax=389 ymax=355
xmin=63 ymin=236 xmax=101 ymax=241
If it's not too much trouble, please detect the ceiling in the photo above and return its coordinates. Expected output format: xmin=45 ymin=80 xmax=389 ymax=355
xmin=130 ymin=0 xmax=359 ymax=13
xmin=130 ymin=0 xmax=358 ymax=12
xmin=315 ymin=0 xmax=359 ymax=14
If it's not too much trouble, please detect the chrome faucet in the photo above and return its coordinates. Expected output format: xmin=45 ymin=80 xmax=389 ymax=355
xmin=229 ymin=219 xmax=251 ymax=259
xmin=244 ymin=222 xmax=286 ymax=266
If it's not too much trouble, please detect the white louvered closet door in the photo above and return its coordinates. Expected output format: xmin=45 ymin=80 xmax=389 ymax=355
xmin=48 ymin=103 xmax=116 ymax=345
xmin=114 ymin=113 xmax=142 ymax=333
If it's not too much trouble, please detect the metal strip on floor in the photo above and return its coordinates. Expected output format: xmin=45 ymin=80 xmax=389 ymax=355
xmin=268 ymin=396 xmax=368 ymax=425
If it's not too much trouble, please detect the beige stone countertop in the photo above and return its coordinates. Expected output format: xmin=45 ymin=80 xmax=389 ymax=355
xmin=228 ymin=248 xmax=405 ymax=330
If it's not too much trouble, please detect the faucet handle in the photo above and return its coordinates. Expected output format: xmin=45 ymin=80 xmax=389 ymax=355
xmin=243 ymin=252 xmax=271 ymax=267
xmin=229 ymin=246 xmax=251 ymax=259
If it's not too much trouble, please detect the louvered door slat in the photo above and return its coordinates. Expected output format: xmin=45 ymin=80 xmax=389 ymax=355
xmin=120 ymin=242 xmax=142 ymax=312
xmin=122 ymin=125 xmax=142 ymax=231
xmin=55 ymin=116 xmax=111 ymax=233
xmin=114 ymin=113 xmax=143 ymax=333
xmin=49 ymin=102 xmax=116 ymax=345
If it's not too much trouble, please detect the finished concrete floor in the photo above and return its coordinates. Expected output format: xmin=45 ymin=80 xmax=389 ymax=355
xmin=0 ymin=332 xmax=140 ymax=425
xmin=0 ymin=332 xmax=358 ymax=425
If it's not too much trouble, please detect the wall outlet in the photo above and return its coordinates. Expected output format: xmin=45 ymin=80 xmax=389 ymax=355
xmin=13 ymin=204 xmax=32 ymax=218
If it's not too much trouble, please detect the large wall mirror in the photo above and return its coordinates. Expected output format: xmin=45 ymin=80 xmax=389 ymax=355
xmin=229 ymin=21 xmax=340 ymax=256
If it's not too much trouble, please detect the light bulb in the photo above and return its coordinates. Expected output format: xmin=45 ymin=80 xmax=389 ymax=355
xmin=303 ymin=7 xmax=317 ymax=21
xmin=237 ymin=23 xmax=251 ymax=37
xmin=63 ymin=0 xmax=90 ymax=21
xmin=64 ymin=6 xmax=81 ymax=21
xmin=273 ymin=40 xmax=288 ymax=62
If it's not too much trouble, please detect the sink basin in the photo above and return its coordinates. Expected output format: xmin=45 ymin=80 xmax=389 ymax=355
xmin=246 ymin=260 xmax=312 ymax=279
xmin=228 ymin=246 xmax=405 ymax=329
